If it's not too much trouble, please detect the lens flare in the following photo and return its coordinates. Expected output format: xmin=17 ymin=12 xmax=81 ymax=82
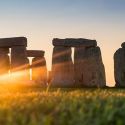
xmin=0 ymin=70 xmax=30 ymax=84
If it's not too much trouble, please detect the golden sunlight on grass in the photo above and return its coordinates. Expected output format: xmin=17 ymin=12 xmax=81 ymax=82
xmin=0 ymin=87 xmax=124 ymax=125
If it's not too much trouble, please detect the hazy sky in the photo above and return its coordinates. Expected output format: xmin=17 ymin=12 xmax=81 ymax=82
xmin=0 ymin=0 xmax=125 ymax=86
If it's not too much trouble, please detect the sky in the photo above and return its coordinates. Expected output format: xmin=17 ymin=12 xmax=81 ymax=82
xmin=0 ymin=0 xmax=125 ymax=86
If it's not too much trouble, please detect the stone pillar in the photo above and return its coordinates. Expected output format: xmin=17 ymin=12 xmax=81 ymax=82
xmin=0 ymin=48 xmax=10 ymax=75
xmin=74 ymin=46 xmax=106 ymax=87
xmin=32 ymin=57 xmax=47 ymax=85
xmin=51 ymin=46 xmax=74 ymax=87
xmin=11 ymin=46 xmax=30 ymax=80
xmin=114 ymin=43 xmax=125 ymax=87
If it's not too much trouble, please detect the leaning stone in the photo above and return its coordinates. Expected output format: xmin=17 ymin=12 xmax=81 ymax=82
xmin=0 ymin=37 xmax=27 ymax=47
xmin=74 ymin=46 xmax=106 ymax=87
xmin=32 ymin=57 xmax=47 ymax=86
xmin=114 ymin=48 xmax=125 ymax=87
xmin=51 ymin=46 xmax=74 ymax=87
xmin=26 ymin=50 xmax=45 ymax=57
xmin=53 ymin=38 xmax=97 ymax=47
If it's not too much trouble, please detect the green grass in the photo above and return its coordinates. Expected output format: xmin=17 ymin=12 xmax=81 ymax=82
xmin=0 ymin=84 xmax=125 ymax=125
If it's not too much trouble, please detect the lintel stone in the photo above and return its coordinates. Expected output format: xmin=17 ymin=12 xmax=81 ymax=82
xmin=53 ymin=38 xmax=97 ymax=47
xmin=26 ymin=50 xmax=45 ymax=57
xmin=0 ymin=37 xmax=27 ymax=47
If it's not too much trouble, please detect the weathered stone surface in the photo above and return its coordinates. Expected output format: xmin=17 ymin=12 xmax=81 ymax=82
xmin=53 ymin=38 xmax=97 ymax=47
xmin=32 ymin=57 xmax=47 ymax=85
xmin=51 ymin=46 xmax=74 ymax=87
xmin=0 ymin=54 xmax=10 ymax=75
xmin=74 ymin=46 xmax=106 ymax=87
xmin=0 ymin=37 xmax=27 ymax=47
xmin=114 ymin=48 xmax=125 ymax=87
xmin=26 ymin=50 xmax=45 ymax=57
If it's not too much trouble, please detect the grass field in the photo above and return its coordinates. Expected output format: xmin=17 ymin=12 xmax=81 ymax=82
xmin=0 ymin=84 xmax=125 ymax=125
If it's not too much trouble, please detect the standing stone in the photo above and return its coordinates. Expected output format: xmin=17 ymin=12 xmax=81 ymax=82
xmin=51 ymin=46 xmax=74 ymax=87
xmin=32 ymin=57 xmax=47 ymax=85
xmin=11 ymin=46 xmax=30 ymax=80
xmin=11 ymin=46 xmax=27 ymax=71
xmin=0 ymin=48 xmax=10 ymax=75
xmin=74 ymin=46 xmax=106 ymax=87
xmin=114 ymin=44 xmax=125 ymax=87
